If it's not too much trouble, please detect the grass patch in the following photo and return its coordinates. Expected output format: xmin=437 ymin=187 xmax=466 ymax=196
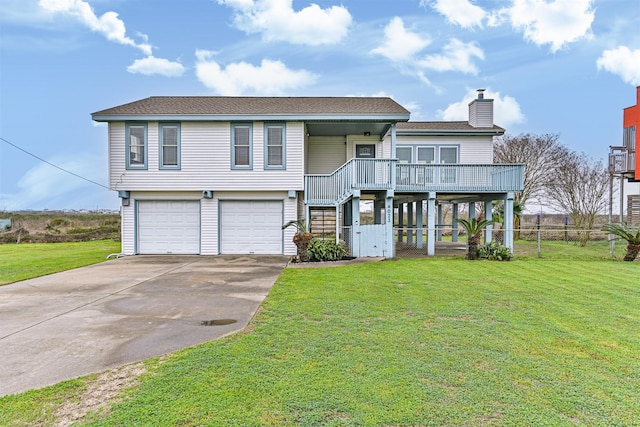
xmin=4 ymin=258 xmax=636 ymax=426
xmin=0 ymin=240 xmax=121 ymax=286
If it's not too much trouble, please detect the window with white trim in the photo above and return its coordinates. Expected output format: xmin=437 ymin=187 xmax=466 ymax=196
xmin=265 ymin=124 xmax=285 ymax=168
xmin=396 ymin=147 xmax=412 ymax=163
xmin=439 ymin=146 xmax=458 ymax=164
xmin=126 ymin=123 xmax=147 ymax=169
xmin=232 ymin=123 xmax=252 ymax=169
xmin=417 ymin=147 xmax=435 ymax=164
xmin=439 ymin=146 xmax=458 ymax=184
xmin=160 ymin=123 xmax=180 ymax=169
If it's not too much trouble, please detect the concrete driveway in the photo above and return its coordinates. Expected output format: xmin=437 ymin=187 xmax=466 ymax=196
xmin=0 ymin=255 xmax=288 ymax=396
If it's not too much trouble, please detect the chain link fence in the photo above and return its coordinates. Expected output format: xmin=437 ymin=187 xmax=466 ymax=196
xmin=392 ymin=226 xmax=625 ymax=260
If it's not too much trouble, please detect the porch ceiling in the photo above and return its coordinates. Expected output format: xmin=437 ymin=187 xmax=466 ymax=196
xmin=305 ymin=121 xmax=392 ymax=137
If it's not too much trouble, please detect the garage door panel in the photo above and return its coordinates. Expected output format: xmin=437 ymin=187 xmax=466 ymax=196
xmin=220 ymin=201 xmax=283 ymax=254
xmin=138 ymin=201 xmax=200 ymax=254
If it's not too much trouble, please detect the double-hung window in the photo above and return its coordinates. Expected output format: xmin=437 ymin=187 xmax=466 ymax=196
xmin=265 ymin=123 xmax=285 ymax=169
xmin=159 ymin=123 xmax=180 ymax=169
xmin=396 ymin=146 xmax=412 ymax=184
xmin=232 ymin=123 xmax=252 ymax=169
xmin=417 ymin=147 xmax=435 ymax=184
xmin=126 ymin=123 xmax=147 ymax=169
xmin=439 ymin=146 xmax=458 ymax=184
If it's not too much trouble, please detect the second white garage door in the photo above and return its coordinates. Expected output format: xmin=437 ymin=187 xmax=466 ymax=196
xmin=220 ymin=200 xmax=283 ymax=254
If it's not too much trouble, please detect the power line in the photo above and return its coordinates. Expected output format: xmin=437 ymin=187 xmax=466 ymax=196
xmin=0 ymin=136 xmax=111 ymax=191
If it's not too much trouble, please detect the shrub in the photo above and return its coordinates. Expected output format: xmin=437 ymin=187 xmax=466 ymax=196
xmin=478 ymin=241 xmax=513 ymax=261
xmin=307 ymin=238 xmax=349 ymax=262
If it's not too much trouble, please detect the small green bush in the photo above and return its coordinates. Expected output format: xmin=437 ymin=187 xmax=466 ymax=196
xmin=478 ymin=241 xmax=513 ymax=261
xmin=307 ymin=238 xmax=349 ymax=262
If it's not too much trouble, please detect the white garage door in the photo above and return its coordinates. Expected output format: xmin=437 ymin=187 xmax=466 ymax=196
xmin=220 ymin=200 xmax=283 ymax=254
xmin=138 ymin=200 xmax=200 ymax=254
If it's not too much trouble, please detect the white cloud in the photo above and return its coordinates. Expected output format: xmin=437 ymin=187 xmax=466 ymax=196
xmin=426 ymin=0 xmax=486 ymax=28
xmin=38 ymin=0 xmax=152 ymax=55
xmin=501 ymin=0 xmax=594 ymax=52
xmin=597 ymin=46 xmax=640 ymax=86
xmin=371 ymin=18 xmax=483 ymax=84
xmin=439 ymin=88 xmax=525 ymax=128
xmin=0 ymin=154 xmax=116 ymax=211
xmin=127 ymin=56 xmax=186 ymax=77
xmin=419 ymin=38 xmax=484 ymax=75
xmin=194 ymin=49 xmax=317 ymax=95
xmin=371 ymin=17 xmax=431 ymax=62
xmin=216 ymin=0 xmax=352 ymax=46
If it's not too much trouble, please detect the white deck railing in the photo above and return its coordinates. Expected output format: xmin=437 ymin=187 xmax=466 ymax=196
xmin=305 ymin=160 xmax=524 ymax=205
xmin=395 ymin=163 xmax=525 ymax=192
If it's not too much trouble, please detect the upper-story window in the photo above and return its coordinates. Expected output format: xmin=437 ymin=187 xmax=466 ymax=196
xmin=160 ymin=123 xmax=180 ymax=169
xmin=232 ymin=123 xmax=252 ymax=169
xmin=397 ymin=147 xmax=412 ymax=163
xmin=417 ymin=147 xmax=435 ymax=164
xmin=265 ymin=123 xmax=285 ymax=169
xmin=126 ymin=123 xmax=147 ymax=169
xmin=440 ymin=146 xmax=458 ymax=164
xmin=624 ymin=126 xmax=636 ymax=151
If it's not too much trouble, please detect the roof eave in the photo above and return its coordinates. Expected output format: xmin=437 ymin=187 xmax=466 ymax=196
xmin=91 ymin=113 xmax=411 ymax=122
xmin=397 ymin=129 xmax=505 ymax=137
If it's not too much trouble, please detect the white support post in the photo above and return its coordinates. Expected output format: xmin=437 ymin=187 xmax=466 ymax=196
xmin=407 ymin=202 xmax=414 ymax=245
xmin=397 ymin=202 xmax=404 ymax=243
xmin=416 ymin=199 xmax=424 ymax=249
xmin=469 ymin=202 xmax=476 ymax=220
xmin=351 ymin=190 xmax=361 ymax=257
xmin=335 ymin=205 xmax=340 ymax=244
xmin=485 ymin=200 xmax=493 ymax=244
xmin=385 ymin=190 xmax=395 ymax=258
xmin=437 ymin=204 xmax=443 ymax=241
xmin=504 ymin=193 xmax=514 ymax=252
xmin=427 ymin=192 xmax=436 ymax=256
xmin=452 ymin=203 xmax=459 ymax=242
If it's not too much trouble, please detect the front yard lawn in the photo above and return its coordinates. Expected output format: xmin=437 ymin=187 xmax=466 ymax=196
xmin=3 ymin=258 xmax=637 ymax=426
xmin=0 ymin=240 xmax=121 ymax=286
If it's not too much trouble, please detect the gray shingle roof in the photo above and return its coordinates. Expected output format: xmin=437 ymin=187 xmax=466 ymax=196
xmin=398 ymin=121 xmax=504 ymax=133
xmin=92 ymin=96 xmax=410 ymax=117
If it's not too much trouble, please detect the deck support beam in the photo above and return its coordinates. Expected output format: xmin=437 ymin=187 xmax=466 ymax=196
xmin=504 ymin=192 xmax=514 ymax=252
xmin=452 ymin=203 xmax=459 ymax=242
xmin=385 ymin=190 xmax=395 ymax=258
xmin=351 ymin=190 xmax=361 ymax=257
xmin=427 ymin=192 xmax=436 ymax=256
xmin=484 ymin=199 xmax=493 ymax=243
xmin=416 ymin=200 xmax=424 ymax=249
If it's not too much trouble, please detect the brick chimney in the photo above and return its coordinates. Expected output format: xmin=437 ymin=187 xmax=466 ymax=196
xmin=468 ymin=89 xmax=494 ymax=128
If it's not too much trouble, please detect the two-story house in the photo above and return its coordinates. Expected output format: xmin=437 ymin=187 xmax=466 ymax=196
xmin=92 ymin=92 xmax=524 ymax=258
xmin=610 ymin=86 xmax=639 ymax=182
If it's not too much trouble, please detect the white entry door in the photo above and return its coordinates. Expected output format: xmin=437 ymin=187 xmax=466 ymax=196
xmin=137 ymin=200 xmax=200 ymax=254
xmin=220 ymin=200 xmax=283 ymax=254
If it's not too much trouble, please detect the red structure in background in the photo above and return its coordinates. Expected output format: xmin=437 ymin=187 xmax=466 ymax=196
xmin=623 ymin=86 xmax=640 ymax=181
xmin=610 ymin=86 xmax=639 ymax=182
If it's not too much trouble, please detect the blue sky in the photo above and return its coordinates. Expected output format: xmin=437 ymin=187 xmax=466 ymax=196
xmin=1 ymin=0 xmax=639 ymax=211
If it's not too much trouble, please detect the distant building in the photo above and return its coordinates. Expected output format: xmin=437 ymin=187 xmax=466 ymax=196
xmin=610 ymin=86 xmax=639 ymax=181
xmin=609 ymin=86 xmax=640 ymax=225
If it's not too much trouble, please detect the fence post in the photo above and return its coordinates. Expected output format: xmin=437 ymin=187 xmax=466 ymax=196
xmin=536 ymin=214 xmax=541 ymax=258
xmin=564 ymin=216 xmax=568 ymax=244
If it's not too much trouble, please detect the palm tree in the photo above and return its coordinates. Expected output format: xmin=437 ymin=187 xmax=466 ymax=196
xmin=602 ymin=223 xmax=640 ymax=261
xmin=456 ymin=217 xmax=492 ymax=260
xmin=492 ymin=199 xmax=524 ymax=240
xmin=282 ymin=219 xmax=312 ymax=262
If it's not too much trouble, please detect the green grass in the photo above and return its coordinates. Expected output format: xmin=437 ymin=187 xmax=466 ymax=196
xmin=0 ymin=240 xmax=121 ymax=286
xmin=4 ymin=258 xmax=637 ymax=426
